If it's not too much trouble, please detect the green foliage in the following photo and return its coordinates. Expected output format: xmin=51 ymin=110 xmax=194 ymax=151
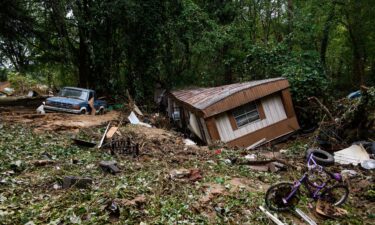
xmin=0 ymin=0 xmax=374 ymax=104
xmin=244 ymin=44 xmax=329 ymax=104
xmin=0 ymin=68 xmax=7 ymax=81
xmin=281 ymin=51 xmax=330 ymax=104
xmin=7 ymin=72 xmax=38 ymax=93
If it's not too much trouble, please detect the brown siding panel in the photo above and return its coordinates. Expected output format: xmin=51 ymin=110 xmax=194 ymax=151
xmin=205 ymin=117 xmax=221 ymax=141
xmin=227 ymin=116 xmax=300 ymax=148
xmin=281 ymin=89 xmax=296 ymax=118
xmin=257 ymin=100 xmax=266 ymax=120
xmin=227 ymin=112 xmax=238 ymax=130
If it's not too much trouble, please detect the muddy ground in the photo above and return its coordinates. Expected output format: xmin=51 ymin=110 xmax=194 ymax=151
xmin=0 ymin=106 xmax=120 ymax=133
xmin=0 ymin=107 xmax=374 ymax=224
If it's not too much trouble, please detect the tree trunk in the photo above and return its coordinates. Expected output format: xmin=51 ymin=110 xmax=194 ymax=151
xmin=78 ymin=32 xmax=89 ymax=88
xmin=287 ymin=0 xmax=293 ymax=50
xmin=320 ymin=4 xmax=336 ymax=67
xmin=347 ymin=22 xmax=365 ymax=86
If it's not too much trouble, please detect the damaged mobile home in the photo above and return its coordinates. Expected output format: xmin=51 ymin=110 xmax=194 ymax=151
xmin=168 ymin=78 xmax=300 ymax=148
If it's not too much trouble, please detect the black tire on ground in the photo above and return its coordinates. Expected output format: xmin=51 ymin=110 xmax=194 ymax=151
xmin=80 ymin=108 xmax=87 ymax=114
xmin=265 ymin=182 xmax=299 ymax=212
xmin=306 ymin=148 xmax=334 ymax=166
xmin=98 ymin=108 xmax=105 ymax=115
xmin=321 ymin=184 xmax=349 ymax=206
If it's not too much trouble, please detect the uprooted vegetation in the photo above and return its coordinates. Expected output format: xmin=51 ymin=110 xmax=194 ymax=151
xmin=0 ymin=113 xmax=374 ymax=224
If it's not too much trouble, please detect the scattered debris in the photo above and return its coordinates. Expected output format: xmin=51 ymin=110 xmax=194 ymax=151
xmin=340 ymin=169 xmax=358 ymax=178
xmin=248 ymin=161 xmax=286 ymax=172
xmin=133 ymin=104 xmax=143 ymax=116
xmin=62 ymin=176 xmax=93 ymax=189
xmin=361 ymin=159 xmax=375 ymax=170
xmin=27 ymin=90 xmax=40 ymax=97
xmin=170 ymin=168 xmax=190 ymax=180
xmin=170 ymin=168 xmax=203 ymax=182
xmin=2 ymin=87 xmax=15 ymax=96
xmin=10 ymin=160 xmax=24 ymax=172
xmin=106 ymin=126 xmax=119 ymax=139
xmin=99 ymin=161 xmax=120 ymax=174
xmin=244 ymin=154 xmax=257 ymax=161
xmin=115 ymin=195 xmax=146 ymax=207
xmin=36 ymin=102 xmax=45 ymax=114
xmin=33 ymin=160 xmax=54 ymax=167
xmin=295 ymin=208 xmax=317 ymax=225
xmin=98 ymin=122 xmax=111 ymax=149
xmin=259 ymin=206 xmax=286 ymax=225
xmin=199 ymin=183 xmax=226 ymax=204
xmin=0 ymin=81 xmax=10 ymax=92
xmin=246 ymin=138 xmax=266 ymax=150
xmin=72 ymin=138 xmax=97 ymax=148
xmin=109 ymin=138 xmax=140 ymax=157
xmin=106 ymin=201 xmax=120 ymax=220
xmin=184 ymin=138 xmax=196 ymax=146
xmin=316 ymin=199 xmax=348 ymax=218
xmin=128 ymin=111 xmax=151 ymax=128
xmin=334 ymin=144 xmax=370 ymax=165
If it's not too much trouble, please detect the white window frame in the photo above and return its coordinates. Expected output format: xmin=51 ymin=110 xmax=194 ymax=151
xmin=232 ymin=102 xmax=260 ymax=128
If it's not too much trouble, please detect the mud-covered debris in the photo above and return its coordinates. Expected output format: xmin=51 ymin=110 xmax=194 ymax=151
xmin=361 ymin=159 xmax=375 ymax=170
xmin=259 ymin=206 xmax=286 ymax=225
xmin=106 ymin=201 xmax=120 ymax=219
xmin=115 ymin=195 xmax=146 ymax=207
xmin=244 ymin=154 xmax=257 ymax=161
xmin=295 ymin=208 xmax=317 ymax=225
xmin=340 ymin=169 xmax=358 ymax=178
xmin=109 ymin=138 xmax=140 ymax=157
xmin=33 ymin=160 xmax=54 ymax=167
xmin=170 ymin=168 xmax=203 ymax=182
xmin=248 ymin=161 xmax=286 ymax=172
xmin=184 ymin=138 xmax=196 ymax=146
xmin=62 ymin=176 xmax=93 ymax=189
xmin=170 ymin=169 xmax=190 ymax=179
xmin=10 ymin=160 xmax=24 ymax=172
xmin=106 ymin=126 xmax=118 ymax=139
xmin=72 ymin=138 xmax=97 ymax=148
xmin=200 ymin=183 xmax=226 ymax=204
xmin=316 ymin=199 xmax=348 ymax=218
xmin=99 ymin=161 xmax=120 ymax=174
xmin=189 ymin=169 xmax=203 ymax=182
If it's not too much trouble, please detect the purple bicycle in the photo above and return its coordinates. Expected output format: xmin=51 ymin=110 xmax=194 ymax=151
xmin=265 ymin=150 xmax=349 ymax=211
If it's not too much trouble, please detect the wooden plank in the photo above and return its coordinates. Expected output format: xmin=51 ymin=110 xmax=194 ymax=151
xmin=257 ymin=100 xmax=266 ymax=120
xmin=98 ymin=123 xmax=111 ymax=149
xmin=259 ymin=206 xmax=286 ymax=225
xmin=205 ymin=117 xmax=220 ymax=141
xmin=280 ymin=89 xmax=296 ymax=118
xmin=227 ymin=111 xmax=238 ymax=130
xmin=106 ymin=126 xmax=118 ymax=139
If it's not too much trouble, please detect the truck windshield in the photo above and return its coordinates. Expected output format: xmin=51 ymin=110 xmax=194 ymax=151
xmin=58 ymin=88 xmax=89 ymax=101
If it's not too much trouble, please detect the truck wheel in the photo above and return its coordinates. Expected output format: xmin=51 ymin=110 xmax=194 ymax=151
xmin=80 ymin=108 xmax=87 ymax=114
xmin=98 ymin=108 xmax=105 ymax=115
xmin=306 ymin=149 xmax=334 ymax=166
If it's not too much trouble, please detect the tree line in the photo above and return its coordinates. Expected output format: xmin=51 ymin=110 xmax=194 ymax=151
xmin=0 ymin=0 xmax=374 ymax=104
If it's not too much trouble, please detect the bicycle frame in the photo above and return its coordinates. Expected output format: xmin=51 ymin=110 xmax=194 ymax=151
xmin=282 ymin=153 xmax=340 ymax=204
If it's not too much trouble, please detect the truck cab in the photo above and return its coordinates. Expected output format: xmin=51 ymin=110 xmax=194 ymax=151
xmin=44 ymin=87 xmax=107 ymax=114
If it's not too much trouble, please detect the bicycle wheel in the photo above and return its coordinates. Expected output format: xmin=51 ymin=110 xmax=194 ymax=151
xmin=265 ymin=182 xmax=300 ymax=211
xmin=322 ymin=184 xmax=349 ymax=206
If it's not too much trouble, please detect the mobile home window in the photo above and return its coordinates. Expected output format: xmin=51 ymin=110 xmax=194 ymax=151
xmin=232 ymin=102 xmax=260 ymax=127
